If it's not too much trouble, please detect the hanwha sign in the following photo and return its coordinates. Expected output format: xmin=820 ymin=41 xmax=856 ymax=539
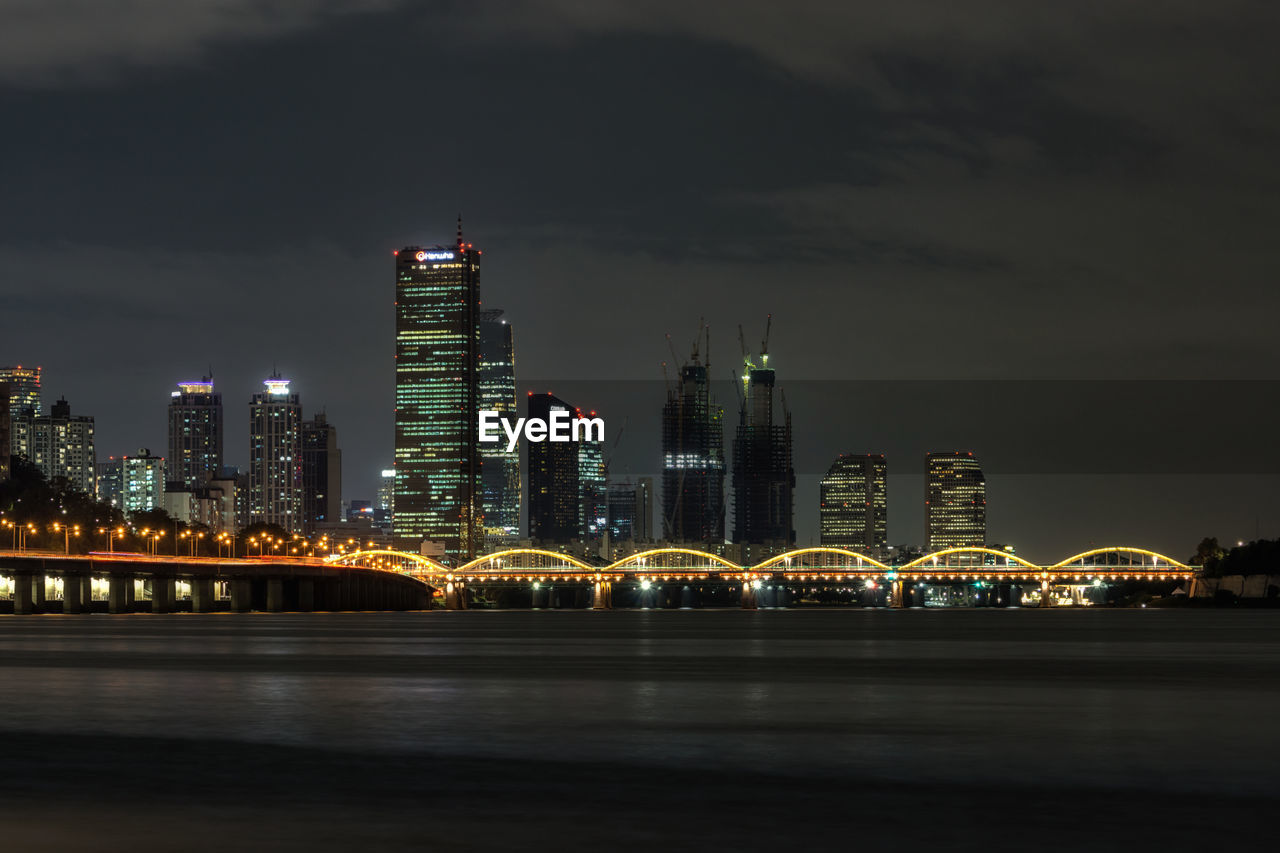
xmin=415 ymin=250 xmax=454 ymax=262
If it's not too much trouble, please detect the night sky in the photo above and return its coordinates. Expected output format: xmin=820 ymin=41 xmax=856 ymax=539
xmin=3 ymin=2 xmax=1278 ymax=558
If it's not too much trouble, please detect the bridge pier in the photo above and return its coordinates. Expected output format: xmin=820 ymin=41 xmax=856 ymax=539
xmin=230 ymin=578 xmax=252 ymax=613
xmin=151 ymin=577 xmax=174 ymax=613
xmin=33 ymin=575 xmax=46 ymax=610
xmin=191 ymin=577 xmax=215 ymax=613
xmin=63 ymin=574 xmax=84 ymax=614
xmin=81 ymin=576 xmax=93 ymax=609
xmin=298 ymin=579 xmax=315 ymax=612
xmin=444 ymin=581 xmax=467 ymax=610
xmin=592 ymin=581 xmax=613 ymax=610
xmin=1039 ymin=579 xmax=1052 ymax=608
xmin=12 ymin=573 xmax=34 ymax=615
xmin=266 ymin=579 xmax=284 ymax=612
xmin=108 ymin=575 xmax=131 ymax=613
xmin=890 ymin=580 xmax=905 ymax=609
xmin=740 ymin=581 xmax=758 ymax=610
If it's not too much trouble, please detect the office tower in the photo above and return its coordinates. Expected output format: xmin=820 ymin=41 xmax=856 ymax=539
xmin=116 ymin=449 xmax=165 ymax=514
xmin=478 ymin=310 xmax=521 ymax=545
xmin=168 ymin=377 xmax=223 ymax=489
xmin=301 ymin=412 xmax=342 ymax=535
xmin=580 ymin=429 xmax=607 ymax=544
xmin=377 ymin=468 xmax=395 ymax=516
xmin=0 ymin=382 xmax=8 ymax=482
xmin=925 ymin=451 xmax=986 ymax=550
xmin=819 ymin=454 xmax=887 ymax=556
xmin=249 ymin=376 xmax=302 ymax=532
xmin=662 ymin=332 xmax=725 ymax=544
xmin=526 ymin=392 xmax=583 ymax=543
xmin=394 ymin=226 xmax=482 ymax=559
xmin=732 ymin=334 xmax=794 ymax=545
xmin=10 ymin=397 xmax=95 ymax=494
xmin=607 ymin=476 xmax=654 ymax=543
xmin=0 ymin=365 xmax=41 ymax=419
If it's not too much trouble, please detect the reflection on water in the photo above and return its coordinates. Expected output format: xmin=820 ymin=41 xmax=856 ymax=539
xmin=0 ymin=610 xmax=1276 ymax=849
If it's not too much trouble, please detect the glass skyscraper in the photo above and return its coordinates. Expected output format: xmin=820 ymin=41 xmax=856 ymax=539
xmin=394 ymin=232 xmax=483 ymax=560
xmin=925 ymin=451 xmax=986 ymax=550
xmin=168 ymin=378 xmax=223 ymax=490
xmin=526 ymin=392 xmax=580 ymax=544
xmin=478 ymin=310 xmax=521 ymax=546
xmin=819 ymin=453 xmax=887 ymax=556
xmin=249 ymin=376 xmax=302 ymax=532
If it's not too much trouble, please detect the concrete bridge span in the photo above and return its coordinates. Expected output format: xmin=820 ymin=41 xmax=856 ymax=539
xmin=0 ymin=552 xmax=432 ymax=614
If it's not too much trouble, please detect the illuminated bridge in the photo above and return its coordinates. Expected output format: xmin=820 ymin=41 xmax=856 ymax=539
xmin=0 ymin=552 xmax=431 ymax=614
xmin=329 ymin=546 xmax=1194 ymax=609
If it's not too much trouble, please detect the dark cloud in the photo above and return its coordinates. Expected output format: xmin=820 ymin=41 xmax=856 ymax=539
xmin=2 ymin=1 xmax=1277 ymax=551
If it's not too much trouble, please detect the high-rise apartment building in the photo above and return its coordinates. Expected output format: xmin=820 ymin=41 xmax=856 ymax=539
xmin=118 ymin=449 xmax=165 ymax=514
xmin=819 ymin=454 xmax=887 ymax=556
xmin=394 ymin=228 xmax=483 ymax=559
xmin=249 ymin=376 xmax=302 ymax=532
xmin=925 ymin=451 xmax=986 ymax=550
xmin=11 ymin=397 xmax=95 ymax=494
xmin=478 ymin=310 xmax=521 ymax=545
xmin=0 ymin=365 xmax=41 ymax=419
xmin=662 ymin=337 xmax=725 ymax=544
xmin=732 ymin=344 xmax=794 ymax=545
xmin=301 ymin=412 xmax=342 ymax=534
xmin=168 ymin=377 xmax=223 ymax=489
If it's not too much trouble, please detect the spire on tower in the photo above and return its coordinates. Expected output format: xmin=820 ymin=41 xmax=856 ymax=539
xmin=456 ymin=213 xmax=463 ymax=248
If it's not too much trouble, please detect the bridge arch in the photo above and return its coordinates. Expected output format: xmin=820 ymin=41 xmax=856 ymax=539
xmin=753 ymin=547 xmax=892 ymax=573
xmin=1049 ymin=547 xmax=1192 ymax=572
xmin=608 ymin=548 xmax=741 ymax=573
xmin=897 ymin=547 xmax=1043 ymax=573
xmin=457 ymin=548 xmax=598 ymax=574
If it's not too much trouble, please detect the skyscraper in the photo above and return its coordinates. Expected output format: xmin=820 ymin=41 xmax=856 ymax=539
xmin=0 ymin=365 xmax=41 ymax=419
xmin=0 ymin=383 xmax=9 ymax=482
xmin=607 ymin=476 xmax=654 ymax=543
xmin=925 ymin=451 xmax=986 ymax=550
xmin=168 ymin=377 xmax=223 ymax=490
xmin=301 ymin=412 xmax=342 ymax=534
xmin=10 ymin=396 xmax=95 ymax=494
xmin=526 ymin=392 xmax=580 ymax=544
xmin=579 ymin=426 xmax=607 ymax=544
xmin=249 ymin=376 xmax=302 ymax=532
xmin=377 ymin=468 xmax=395 ymax=517
xmin=819 ymin=454 xmax=887 ymax=556
xmin=732 ymin=334 xmax=794 ymax=546
xmin=394 ymin=226 xmax=482 ymax=559
xmin=661 ymin=333 xmax=725 ymax=543
xmin=478 ymin=310 xmax=521 ymax=545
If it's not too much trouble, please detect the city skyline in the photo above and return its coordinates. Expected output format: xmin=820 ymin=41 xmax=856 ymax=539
xmin=2 ymin=2 xmax=1277 ymax=558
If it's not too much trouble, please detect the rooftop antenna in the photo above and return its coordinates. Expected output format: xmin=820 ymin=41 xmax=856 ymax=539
xmin=456 ymin=213 xmax=464 ymax=249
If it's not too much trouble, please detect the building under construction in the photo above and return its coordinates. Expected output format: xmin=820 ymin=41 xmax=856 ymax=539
xmin=732 ymin=317 xmax=794 ymax=546
xmin=661 ymin=326 xmax=725 ymax=544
